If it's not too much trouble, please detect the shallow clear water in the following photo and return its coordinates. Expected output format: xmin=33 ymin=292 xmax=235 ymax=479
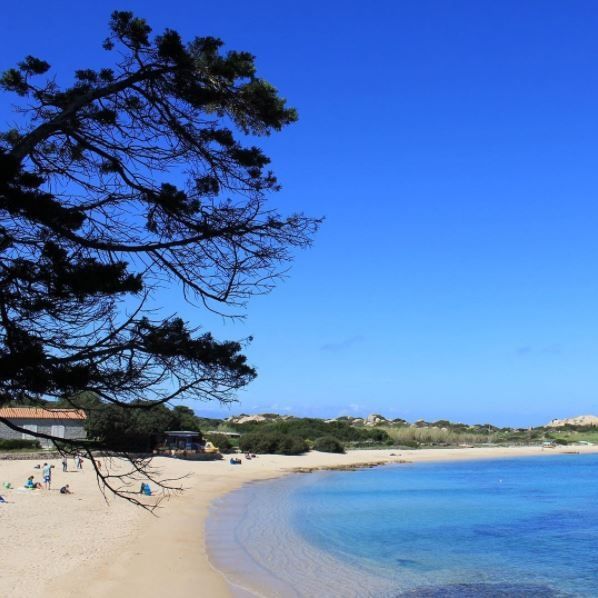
xmin=207 ymin=455 xmax=598 ymax=597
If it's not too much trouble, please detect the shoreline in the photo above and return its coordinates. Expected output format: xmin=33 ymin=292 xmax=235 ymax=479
xmin=2 ymin=445 xmax=597 ymax=597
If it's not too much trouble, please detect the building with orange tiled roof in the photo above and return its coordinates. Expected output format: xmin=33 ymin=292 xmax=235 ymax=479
xmin=0 ymin=407 xmax=87 ymax=449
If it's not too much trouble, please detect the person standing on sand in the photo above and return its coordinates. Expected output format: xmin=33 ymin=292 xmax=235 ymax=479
xmin=42 ymin=462 xmax=52 ymax=490
xmin=62 ymin=457 xmax=68 ymax=472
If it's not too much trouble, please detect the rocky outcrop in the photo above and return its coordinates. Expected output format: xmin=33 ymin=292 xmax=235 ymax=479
xmin=225 ymin=413 xmax=294 ymax=425
xmin=225 ymin=414 xmax=267 ymax=424
xmin=292 ymin=459 xmax=409 ymax=474
xmin=364 ymin=413 xmax=387 ymax=426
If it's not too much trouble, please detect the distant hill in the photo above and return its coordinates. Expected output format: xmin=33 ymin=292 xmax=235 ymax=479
xmin=200 ymin=412 xmax=598 ymax=450
xmin=224 ymin=411 xmax=598 ymax=430
xmin=546 ymin=415 xmax=598 ymax=428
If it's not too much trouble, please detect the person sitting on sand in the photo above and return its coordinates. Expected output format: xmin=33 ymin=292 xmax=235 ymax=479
xmin=59 ymin=485 xmax=71 ymax=494
xmin=25 ymin=476 xmax=42 ymax=490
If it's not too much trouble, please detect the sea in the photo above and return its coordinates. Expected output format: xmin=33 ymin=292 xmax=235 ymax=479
xmin=206 ymin=454 xmax=598 ymax=597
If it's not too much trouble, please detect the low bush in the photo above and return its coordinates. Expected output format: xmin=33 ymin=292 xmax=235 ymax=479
xmin=239 ymin=431 xmax=308 ymax=455
xmin=395 ymin=439 xmax=419 ymax=449
xmin=230 ymin=417 xmax=391 ymax=444
xmin=313 ymin=436 xmax=345 ymax=453
xmin=0 ymin=439 xmax=42 ymax=451
xmin=277 ymin=435 xmax=309 ymax=455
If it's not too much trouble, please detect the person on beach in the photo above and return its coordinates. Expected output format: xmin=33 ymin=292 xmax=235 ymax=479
xmin=42 ymin=463 xmax=52 ymax=490
xmin=62 ymin=457 xmax=68 ymax=472
xmin=25 ymin=476 xmax=42 ymax=490
xmin=60 ymin=484 xmax=71 ymax=494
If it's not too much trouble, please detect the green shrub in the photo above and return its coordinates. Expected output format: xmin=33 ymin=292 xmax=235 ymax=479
xmin=239 ymin=431 xmax=277 ymax=454
xmin=553 ymin=438 xmax=569 ymax=445
xmin=396 ymin=439 xmax=420 ymax=448
xmin=313 ymin=436 xmax=345 ymax=453
xmin=366 ymin=428 xmax=390 ymax=443
xmin=87 ymin=402 xmax=181 ymax=451
xmin=277 ymin=435 xmax=309 ymax=455
xmin=239 ymin=431 xmax=308 ymax=455
xmin=204 ymin=433 xmax=234 ymax=453
xmin=231 ymin=417 xmax=391 ymax=445
xmin=0 ymin=439 xmax=41 ymax=451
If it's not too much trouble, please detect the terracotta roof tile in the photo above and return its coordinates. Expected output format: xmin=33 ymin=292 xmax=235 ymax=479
xmin=0 ymin=408 xmax=87 ymax=420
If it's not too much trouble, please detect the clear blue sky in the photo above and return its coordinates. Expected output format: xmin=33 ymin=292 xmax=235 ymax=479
xmin=2 ymin=1 xmax=598 ymax=426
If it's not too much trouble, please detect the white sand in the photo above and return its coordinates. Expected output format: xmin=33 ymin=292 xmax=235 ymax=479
xmin=1 ymin=445 xmax=596 ymax=597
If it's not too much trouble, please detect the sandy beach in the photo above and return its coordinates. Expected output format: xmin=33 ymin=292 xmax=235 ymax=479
xmin=1 ymin=445 xmax=597 ymax=598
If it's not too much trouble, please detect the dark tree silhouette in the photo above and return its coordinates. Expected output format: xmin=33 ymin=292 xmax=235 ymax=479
xmin=0 ymin=11 xmax=319 ymax=506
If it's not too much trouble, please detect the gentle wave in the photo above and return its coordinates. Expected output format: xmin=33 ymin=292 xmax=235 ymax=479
xmin=206 ymin=473 xmax=394 ymax=597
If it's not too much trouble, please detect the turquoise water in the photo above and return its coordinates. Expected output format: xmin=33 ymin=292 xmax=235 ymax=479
xmin=207 ymin=455 xmax=598 ymax=597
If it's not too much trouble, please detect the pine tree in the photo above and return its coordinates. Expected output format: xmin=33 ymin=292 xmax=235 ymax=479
xmin=0 ymin=12 xmax=319 ymax=504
